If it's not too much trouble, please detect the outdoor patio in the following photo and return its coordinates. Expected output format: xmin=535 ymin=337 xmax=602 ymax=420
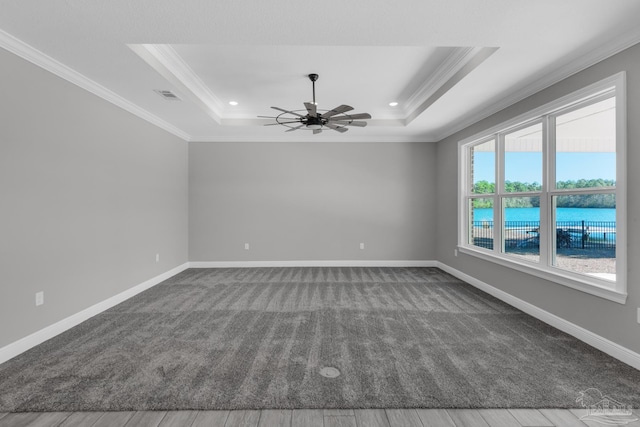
xmin=471 ymin=221 xmax=616 ymax=275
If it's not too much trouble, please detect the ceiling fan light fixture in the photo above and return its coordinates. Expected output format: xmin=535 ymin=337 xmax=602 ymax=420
xmin=260 ymin=73 xmax=371 ymax=134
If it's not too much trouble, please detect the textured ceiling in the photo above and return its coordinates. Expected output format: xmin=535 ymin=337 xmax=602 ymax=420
xmin=1 ymin=0 xmax=639 ymax=142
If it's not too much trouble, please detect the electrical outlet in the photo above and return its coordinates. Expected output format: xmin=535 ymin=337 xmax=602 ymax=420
xmin=360 ymin=243 xmax=365 ymax=250
xmin=156 ymin=253 xmax=160 ymax=262
xmin=35 ymin=291 xmax=44 ymax=306
xmin=454 ymin=249 xmax=458 ymax=257
xmin=244 ymin=243 xmax=250 ymax=250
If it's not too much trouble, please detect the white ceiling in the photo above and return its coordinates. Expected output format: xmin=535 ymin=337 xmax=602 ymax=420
xmin=1 ymin=0 xmax=639 ymax=143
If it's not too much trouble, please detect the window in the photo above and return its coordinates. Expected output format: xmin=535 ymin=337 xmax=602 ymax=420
xmin=458 ymin=73 xmax=626 ymax=303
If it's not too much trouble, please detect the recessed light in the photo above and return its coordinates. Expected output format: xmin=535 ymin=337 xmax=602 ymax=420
xmin=229 ymin=101 xmax=238 ymax=106
xmin=389 ymin=102 xmax=398 ymax=107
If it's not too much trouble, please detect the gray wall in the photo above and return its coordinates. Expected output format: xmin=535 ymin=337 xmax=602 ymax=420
xmin=3 ymin=34 xmax=638 ymax=360
xmin=436 ymin=43 xmax=640 ymax=353
xmin=0 ymin=48 xmax=189 ymax=348
xmin=189 ymin=141 xmax=436 ymax=262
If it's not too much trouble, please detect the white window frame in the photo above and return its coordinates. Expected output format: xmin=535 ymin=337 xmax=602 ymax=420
xmin=458 ymin=73 xmax=626 ymax=304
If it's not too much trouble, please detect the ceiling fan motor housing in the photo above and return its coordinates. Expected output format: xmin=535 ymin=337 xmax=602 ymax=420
xmin=306 ymin=115 xmax=323 ymax=129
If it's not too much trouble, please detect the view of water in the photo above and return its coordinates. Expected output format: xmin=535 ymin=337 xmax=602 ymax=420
xmin=472 ymin=207 xmax=616 ymax=223
xmin=472 ymin=207 xmax=616 ymax=242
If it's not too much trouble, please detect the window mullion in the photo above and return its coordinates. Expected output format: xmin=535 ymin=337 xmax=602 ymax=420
xmin=550 ymin=187 xmax=616 ymax=196
xmin=540 ymin=116 xmax=552 ymax=267
xmin=495 ymin=134 xmax=504 ymax=253
xmin=615 ymin=80 xmax=627 ymax=295
xmin=460 ymin=146 xmax=470 ymax=247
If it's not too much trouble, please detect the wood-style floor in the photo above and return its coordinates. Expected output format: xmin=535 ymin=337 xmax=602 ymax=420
xmin=2 ymin=408 xmax=639 ymax=427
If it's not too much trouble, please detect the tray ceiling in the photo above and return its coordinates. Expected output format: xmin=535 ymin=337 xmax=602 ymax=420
xmin=1 ymin=0 xmax=639 ymax=142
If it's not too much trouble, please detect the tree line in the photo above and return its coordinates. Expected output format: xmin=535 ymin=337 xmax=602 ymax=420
xmin=472 ymin=179 xmax=615 ymax=208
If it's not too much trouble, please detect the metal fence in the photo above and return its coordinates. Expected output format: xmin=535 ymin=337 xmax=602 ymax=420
xmin=471 ymin=220 xmax=616 ymax=251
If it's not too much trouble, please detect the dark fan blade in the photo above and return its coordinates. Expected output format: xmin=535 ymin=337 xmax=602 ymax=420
xmin=333 ymin=120 xmax=368 ymax=127
xmin=321 ymin=105 xmax=354 ymax=119
xmin=313 ymin=128 xmax=322 ymax=135
xmin=285 ymin=124 xmax=305 ymax=132
xmin=324 ymin=122 xmax=348 ymax=133
xmin=271 ymin=106 xmax=305 ymax=118
xmin=328 ymin=112 xmax=372 ymax=121
xmin=264 ymin=120 xmax=302 ymax=126
xmin=304 ymin=102 xmax=317 ymax=117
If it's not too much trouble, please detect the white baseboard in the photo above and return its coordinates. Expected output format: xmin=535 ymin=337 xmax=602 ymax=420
xmin=0 ymin=262 xmax=189 ymax=365
xmin=189 ymin=260 xmax=438 ymax=268
xmin=436 ymin=262 xmax=640 ymax=371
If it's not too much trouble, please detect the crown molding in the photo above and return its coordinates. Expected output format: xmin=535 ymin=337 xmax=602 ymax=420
xmin=403 ymin=47 xmax=477 ymax=114
xmin=131 ymin=43 xmax=498 ymax=131
xmin=431 ymin=27 xmax=640 ymax=142
xmin=6 ymin=24 xmax=636 ymax=145
xmin=130 ymin=44 xmax=225 ymax=124
xmin=0 ymin=29 xmax=191 ymax=141
xmin=188 ymin=134 xmax=434 ymax=143
xmin=405 ymin=47 xmax=499 ymax=126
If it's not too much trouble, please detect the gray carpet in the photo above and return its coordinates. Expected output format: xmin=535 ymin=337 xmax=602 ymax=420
xmin=0 ymin=267 xmax=638 ymax=411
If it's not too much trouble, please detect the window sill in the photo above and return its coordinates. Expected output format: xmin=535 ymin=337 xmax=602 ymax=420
xmin=457 ymin=246 xmax=627 ymax=304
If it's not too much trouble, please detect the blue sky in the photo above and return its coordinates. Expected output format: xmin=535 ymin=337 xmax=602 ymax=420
xmin=474 ymin=152 xmax=616 ymax=183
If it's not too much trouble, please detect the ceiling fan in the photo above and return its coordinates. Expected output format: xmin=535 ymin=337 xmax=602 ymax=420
xmin=259 ymin=74 xmax=372 ymax=134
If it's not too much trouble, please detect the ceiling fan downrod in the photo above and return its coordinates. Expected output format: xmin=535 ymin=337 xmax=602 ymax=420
xmin=309 ymin=73 xmax=318 ymax=105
